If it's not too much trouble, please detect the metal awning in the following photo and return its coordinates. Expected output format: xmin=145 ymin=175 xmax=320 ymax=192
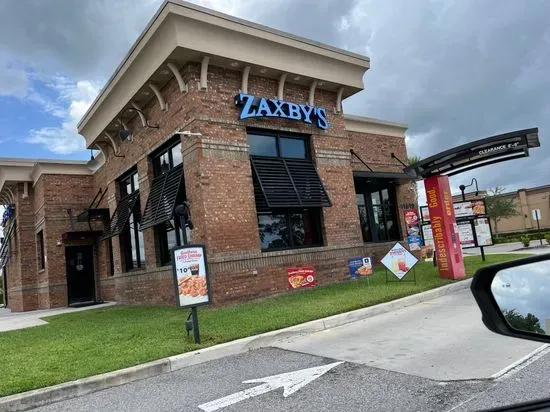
xmin=101 ymin=191 xmax=140 ymax=239
xmin=404 ymin=128 xmax=540 ymax=178
xmin=140 ymin=163 xmax=184 ymax=229
xmin=353 ymin=171 xmax=416 ymax=182
xmin=251 ymin=157 xmax=331 ymax=209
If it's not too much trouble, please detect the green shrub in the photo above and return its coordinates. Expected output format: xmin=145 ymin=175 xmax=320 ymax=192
xmin=520 ymin=235 xmax=530 ymax=247
xmin=545 ymin=234 xmax=550 ymax=245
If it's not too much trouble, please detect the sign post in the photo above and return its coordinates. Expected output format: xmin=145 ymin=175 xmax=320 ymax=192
xmin=172 ymin=245 xmax=211 ymax=344
xmin=424 ymin=175 xmax=466 ymax=280
xmin=532 ymin=209 xmax=543 ymax=246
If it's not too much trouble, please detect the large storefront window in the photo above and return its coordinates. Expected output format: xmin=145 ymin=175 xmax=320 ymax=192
xmin=119 ymin=169 xmax=144 ymax=271
xmin=355 ymin=179 xmax=400 ymax=243
xmin=248 ymin=131 xmax=329 ymax=251
xmin=148 ymin=138 xmax=186 ymax=265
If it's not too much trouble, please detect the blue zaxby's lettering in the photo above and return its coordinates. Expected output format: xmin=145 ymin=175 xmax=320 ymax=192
xmin=234 ymin=93 xmax=329 ymax=130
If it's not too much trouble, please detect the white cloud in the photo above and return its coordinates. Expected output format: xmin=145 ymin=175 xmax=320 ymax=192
xmin=26 ymin=80 xmax=100 ymax=154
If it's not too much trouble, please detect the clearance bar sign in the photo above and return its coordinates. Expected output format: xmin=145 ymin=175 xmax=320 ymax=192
xmin=424 ymin=175 xmax=466 ymax=280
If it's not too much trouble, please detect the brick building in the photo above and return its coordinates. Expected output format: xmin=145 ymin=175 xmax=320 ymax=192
xmin=0 ymin=0 xmax=416 ymax=312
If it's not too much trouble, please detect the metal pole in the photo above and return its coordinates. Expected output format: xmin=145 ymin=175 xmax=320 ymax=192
xmin=480 ymin=246 xmax=486 ymax=261
xmin=191 ymin=306 xmax=200 ymax=344
xmin=536 ymin=212 xmax=542 ymax=246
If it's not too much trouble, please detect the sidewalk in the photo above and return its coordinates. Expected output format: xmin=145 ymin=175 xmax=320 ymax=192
xmin=462 ymin=241 xmax=550 ymax=256
xmin=0 ymin=302 xmax=116 ymax=332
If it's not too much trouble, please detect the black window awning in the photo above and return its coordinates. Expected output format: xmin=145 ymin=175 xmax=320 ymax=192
xmin=101 ymin=191 xmax=140 ymax=239
xmin=140 ymin=163 xmax=184 ymax=230
xmin=251 ymin=158 xmax=331 ymax=209
xmin=353 ymin=171 xmax=416 ymax=182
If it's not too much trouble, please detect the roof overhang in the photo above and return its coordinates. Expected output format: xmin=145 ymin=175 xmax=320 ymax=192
xmin=404 ymin=128 xmax=540 ymax=178
xmin=0 ymin=159 xmax=91 ymax=205
xmin=77 ymin=0 xmax=371 ymax=148
xmin=345 ymin=114 xmax=408 ymax=138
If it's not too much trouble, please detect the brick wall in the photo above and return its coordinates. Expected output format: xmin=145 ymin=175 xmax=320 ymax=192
xmin=8 ymin=61 xmax=416 ymax=310
xmin=87 ymin=63 xmax=416 ymax=307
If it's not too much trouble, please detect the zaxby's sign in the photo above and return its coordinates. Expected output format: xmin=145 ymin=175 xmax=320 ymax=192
xmin=234 ymin=93 xmax=329 ymax=130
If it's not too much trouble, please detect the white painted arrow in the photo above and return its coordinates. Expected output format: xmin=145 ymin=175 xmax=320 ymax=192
xmin=198 ymin=361 xmax=344 ymax=412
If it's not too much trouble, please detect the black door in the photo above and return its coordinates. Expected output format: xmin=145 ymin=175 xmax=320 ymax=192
xmin=66 ymin=246 xmax=96 ymax=305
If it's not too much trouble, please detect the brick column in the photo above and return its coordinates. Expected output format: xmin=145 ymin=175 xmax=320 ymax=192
xmin=182 ymin=123 xmax=261 ymax=256
xmin=312 ymin=143 xmax=363 ymax=247
xmin=10 ymin=183 xmax=39 ymax=311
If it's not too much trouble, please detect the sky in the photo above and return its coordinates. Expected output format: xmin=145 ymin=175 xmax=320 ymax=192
xmin=492 ymin=260 xmax=550 ymax=333
xmin=0 ymin=0 xmax=549 ymax=203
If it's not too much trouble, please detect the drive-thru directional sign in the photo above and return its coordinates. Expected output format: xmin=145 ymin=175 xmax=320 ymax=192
xmin=198 ymin=361 xmax=344 ymax=411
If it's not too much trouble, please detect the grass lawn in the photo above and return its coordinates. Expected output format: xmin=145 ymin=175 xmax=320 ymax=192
xmin=0 ymin=253 xmax=529 ymax=397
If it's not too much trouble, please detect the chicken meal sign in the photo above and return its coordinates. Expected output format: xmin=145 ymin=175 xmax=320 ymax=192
xmin=171 ymin=245 xmax=211 ymax=308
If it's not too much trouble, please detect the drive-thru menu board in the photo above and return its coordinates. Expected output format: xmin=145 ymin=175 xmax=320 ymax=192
xmin=421 ymin=199 xmax=493 ymax=249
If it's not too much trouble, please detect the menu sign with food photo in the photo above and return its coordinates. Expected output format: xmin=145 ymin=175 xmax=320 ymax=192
xmin=381 ymin=243 xmax=418 ymax=280
xmin=287 ymin=266 xmax=315 ymax=289
xmin=171 ymin=245 xmax=211 ymax=308
xmin=348 ymin=257 xmax=374 ymax=279
xmin=454 ymin=200 xmax=487 ymax=218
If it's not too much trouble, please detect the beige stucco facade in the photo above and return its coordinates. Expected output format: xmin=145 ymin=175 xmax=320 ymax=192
xmin=495 ymin=185 xmax=550 ymax=233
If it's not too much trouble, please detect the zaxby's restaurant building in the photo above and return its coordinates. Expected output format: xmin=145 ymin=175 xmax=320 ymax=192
xmin=0 ymin=1 xmax=416 ymax=312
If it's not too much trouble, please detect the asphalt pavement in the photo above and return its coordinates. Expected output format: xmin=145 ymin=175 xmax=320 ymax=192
xmin=30 ymin=286 xmax=550 ymax=412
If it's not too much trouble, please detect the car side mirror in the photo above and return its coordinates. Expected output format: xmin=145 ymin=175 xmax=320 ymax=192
xmin=471 ymin=253 xmax=550 ymax=343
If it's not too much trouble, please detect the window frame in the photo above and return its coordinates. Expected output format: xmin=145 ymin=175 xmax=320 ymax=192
xmin=257 ymin=208 xmax=323 ymax=252
xmin=355 ymin=179 xmax=400 ymax=243
xmin=37 ymin=230 xmax=45 ymax=270
xmin=248 ymin=129 xmax=325 ymax=252
xmin=247 ymin=129 xmax=310 ymax=160
xmin=152 ymin=138 xmax=183 ymax=177
xmin=117 ymin=168 xmax=144 ymax=271
xmin=150 ymin=137 xmax=186 ymax=266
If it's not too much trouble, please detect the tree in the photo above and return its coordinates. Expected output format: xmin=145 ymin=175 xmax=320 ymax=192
xmin=484 ymin=186 xmax=519 ymax=236
xmin=502 ymin=309 xmax=545 ymax=334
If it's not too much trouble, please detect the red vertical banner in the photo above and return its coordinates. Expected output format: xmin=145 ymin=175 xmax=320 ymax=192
xmin=424 ymin=175 xmax=466 ymax=280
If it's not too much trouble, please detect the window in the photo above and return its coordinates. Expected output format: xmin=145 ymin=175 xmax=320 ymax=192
xmin=248 ymin=133 xmax=307 ymax=159
xmin=355 ymin=179 xmax=400 ymax=243
xmin=143 ymin=138 xmax=186 ymax=265
xmin=37 ymin=230 xmax=45 ymax=270
xmin=119 ymin=169 xmax=144 ymax=271
xmin=249 ymin=131 xmax=329 ymax=251
xmin=258 ymin=209 xmax=322 ymax=250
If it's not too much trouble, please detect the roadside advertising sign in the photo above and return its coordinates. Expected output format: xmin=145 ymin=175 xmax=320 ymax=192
xmin=171 ymin=245 xmax=211 ymax=308
xmin=381 ymin=243 xmax=418 ymax=280
xmin=348 ymin=257 xmax=373 ymax=279
xmin=288 ymin=266 xmax=315 ymax=289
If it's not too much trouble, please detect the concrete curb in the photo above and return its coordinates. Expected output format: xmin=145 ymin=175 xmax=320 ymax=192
xmin=0 ymin=278 xmax=472 ymax=411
